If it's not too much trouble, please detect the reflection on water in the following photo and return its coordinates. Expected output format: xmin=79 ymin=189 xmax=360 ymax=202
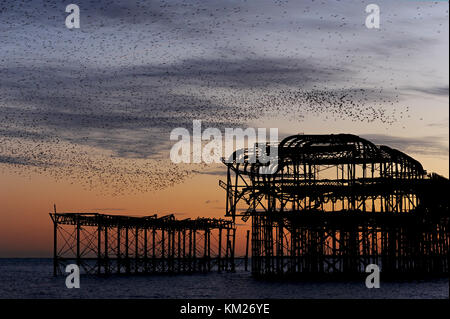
xmin=0 ymin=259 xmax=447 ymax=299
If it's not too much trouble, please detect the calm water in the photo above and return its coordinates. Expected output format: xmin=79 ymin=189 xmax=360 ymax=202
xmin=0 ymin=259 xmax=447 ymax=299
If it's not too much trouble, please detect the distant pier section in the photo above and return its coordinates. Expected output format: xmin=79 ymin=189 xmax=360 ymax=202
xmin=50 ymin=211 xmax=236 ymax=275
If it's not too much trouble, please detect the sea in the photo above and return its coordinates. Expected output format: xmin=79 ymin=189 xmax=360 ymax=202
xmin=0 ymin=259 xmax=448 ymax=299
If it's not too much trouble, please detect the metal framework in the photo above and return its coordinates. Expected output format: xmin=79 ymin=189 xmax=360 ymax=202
xmin=50 ymin=212 xmax=236 ymax=276
xmin=221 ymin=134 xmax=449 ymax=278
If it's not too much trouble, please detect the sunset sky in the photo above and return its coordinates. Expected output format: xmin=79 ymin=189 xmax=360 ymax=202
xmin=0 ymin=0 xmax=448 ymax=257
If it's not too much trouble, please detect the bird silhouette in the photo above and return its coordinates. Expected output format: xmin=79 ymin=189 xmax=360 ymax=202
xmin=1 ymin=0 xmax=443 ymax=195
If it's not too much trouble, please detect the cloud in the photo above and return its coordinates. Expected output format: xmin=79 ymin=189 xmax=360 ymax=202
xmin=427 ymin=118 xmax=449 ymax=128
xmin=89 ymin=208 xmax=127 ymax=211
xmin=205 ymin=199 xmax=219 ymax=204
xmin=2 ymin=56 xmax=400 ymax=160
xmin=0 ymin=155 xmax=36 ymax=166
xmin=361 ymin=134 xmax=449 ymax=157
xmin=405 ymin=86 xmax=449 ymax=97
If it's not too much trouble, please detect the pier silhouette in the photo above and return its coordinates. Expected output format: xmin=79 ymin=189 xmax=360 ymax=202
xmin=50 ymin=134 xmax=448 ymax=278
xmin=221 ymin=134 xmax=449 ymax=278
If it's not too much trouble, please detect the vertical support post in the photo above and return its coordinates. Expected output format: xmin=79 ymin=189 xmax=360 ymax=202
xmin=97 ymin=221 xmax=101 ymax=275
xmin=193 ymin=229 xmax=197 ymax=272
xmin=207 ymin=229 xmax=211 ymax=272
xmin=76 ymin=216 xmax=81 ymax=268
xmin=161 ymin=229 xmax=165 ymax=272
xmin=226 ymin=166 xmax=230 ymax=216
xmin=52 ymin=214 xmax=58 ymax=276
xmin=218 ymin=228 xmax=222 ymax=272
xmin=167 ymin=229 xmax=171 ymax=272
xmin=125 ymin=226 xmax=130 ymax=274
xmin=291 ymin=227 xmax=296 ymax=273
xmin=144 ymin=228 xmax=148 ymax=273
xmin=182 ymin=228 xmax=186 ymax=272
xmin=135 ymin=227 xmax=139 ymax=273
xmin=117 ymin=226 xmax=121 ymax=274
xmin=204 ymin=229 xmax=208 ymax=272
xmin=231 ymin=228 xmax=236 ymax=272
xmin=251 ymin=216 xmax=257 ymax=275
xmin=245 ymin=229 xmax=250 ymax=271
xmin=225 ymin=228 xmax=230 ymax=271
xmin=189 ymin=229 xmax=192 ymax=272
xmin=178 ymin=230 xmax=181 ymax=272
xmin=278 ymin=223 xmax=283 ymax=274
xmin=152 ymin=228 xmax=156 ymax=272
xmin=104 ymin=225 xmax=108 ymax=274
xmin=172 ymin=229 xmax=176 ymax=272
xmin=182 ymin=229 xmax=186 ymax=272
